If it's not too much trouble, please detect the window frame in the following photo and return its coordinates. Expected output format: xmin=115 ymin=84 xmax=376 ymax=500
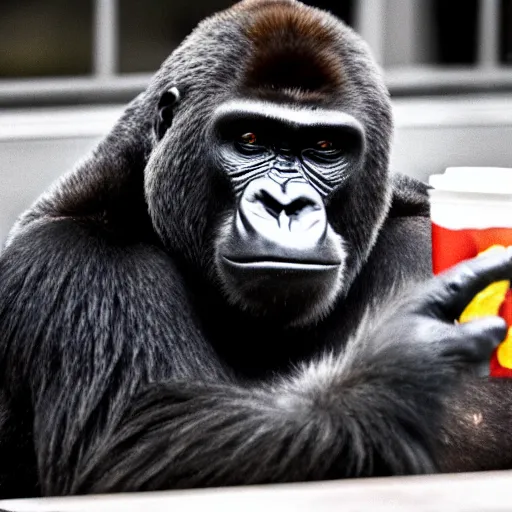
xmin=0 ymin=0 xmax=511 ymax=107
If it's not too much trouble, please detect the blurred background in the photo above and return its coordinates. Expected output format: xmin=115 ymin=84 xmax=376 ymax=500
xmin=1 ymin=0 xmax=512 ymax=244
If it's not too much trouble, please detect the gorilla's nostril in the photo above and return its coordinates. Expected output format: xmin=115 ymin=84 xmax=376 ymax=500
xmin=284 ymin=197 xmax=317 ymax=218
xmin=256 ymin=190 xmax=284 ymax=219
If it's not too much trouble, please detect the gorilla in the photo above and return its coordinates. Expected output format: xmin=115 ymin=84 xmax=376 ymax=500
xmin=0 ymin=0 xmax=512 ymax=499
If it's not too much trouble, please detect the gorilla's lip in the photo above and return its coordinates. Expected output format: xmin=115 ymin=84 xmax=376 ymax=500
xmin=221 ymin=255 xmax=340 ymax=270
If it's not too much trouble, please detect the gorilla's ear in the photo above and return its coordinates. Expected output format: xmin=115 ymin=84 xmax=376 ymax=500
xmin=154 ymin=86 xmax=181 ymax=140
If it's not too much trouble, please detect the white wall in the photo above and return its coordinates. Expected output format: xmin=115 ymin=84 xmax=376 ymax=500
xmin=1 ymin=95 xmax=512 ymax=245
xmin=391 ymin=94 xmax=512 ymax=181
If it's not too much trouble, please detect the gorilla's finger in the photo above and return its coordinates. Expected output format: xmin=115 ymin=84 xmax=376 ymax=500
xmin=416 ymin=247 xmax=512 ymax=320
xmin=442 ymin=316 xmax=507 ymax=363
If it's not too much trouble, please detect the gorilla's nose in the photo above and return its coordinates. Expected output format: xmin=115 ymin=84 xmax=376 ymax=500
xmin=237 ymin=177 xmax=328 ymax=253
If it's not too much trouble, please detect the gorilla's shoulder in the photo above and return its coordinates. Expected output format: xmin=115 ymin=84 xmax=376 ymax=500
xmin=365 ymin=173 xmax=432 ymax=284
xmin=388 ymin=173 xmax=430 ymax=219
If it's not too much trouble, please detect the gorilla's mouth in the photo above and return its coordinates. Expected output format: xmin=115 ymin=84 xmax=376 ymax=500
xmin=217 ymin=252 xmax=344 ymax=325
xmin=222 ymin=255 xmax=340 ymax=271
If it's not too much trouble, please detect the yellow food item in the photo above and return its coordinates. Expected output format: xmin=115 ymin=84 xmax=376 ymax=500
xmin=459 ymin=279 xmax=509 ymax=323
xmin=459 ymin=245 xmax=510 ymax=323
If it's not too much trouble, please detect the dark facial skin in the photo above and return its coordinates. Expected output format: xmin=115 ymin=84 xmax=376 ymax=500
xmin=205 ymin=100 xmax=365 ymax=325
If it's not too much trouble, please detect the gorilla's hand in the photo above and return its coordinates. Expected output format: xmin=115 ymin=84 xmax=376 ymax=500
xmin=398 ymin=248 xmax=512 ymax=373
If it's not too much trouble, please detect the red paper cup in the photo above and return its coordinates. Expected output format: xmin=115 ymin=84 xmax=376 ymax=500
xmin=429 ymin=167 xmax=512 ymax=377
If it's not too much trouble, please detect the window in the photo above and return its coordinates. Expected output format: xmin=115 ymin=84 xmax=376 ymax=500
xmin=0 ymin=0 xmax=94 ymax=78
xmin=0 ymin=0 xmax=511 ymax=106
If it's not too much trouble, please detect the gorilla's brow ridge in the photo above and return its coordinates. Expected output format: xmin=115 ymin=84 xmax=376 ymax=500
xmin=212 ymin=100 xmax=364 ymax=133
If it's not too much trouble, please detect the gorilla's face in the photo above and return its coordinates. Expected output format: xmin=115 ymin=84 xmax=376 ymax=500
xmin=208 ymin=100 xmax=365 ymax=325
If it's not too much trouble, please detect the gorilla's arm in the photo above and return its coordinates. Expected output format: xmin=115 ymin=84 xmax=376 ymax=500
xmin=70 ymin=252 xmax=510 ymax=494
xmin=0 ymin=218 xmax=232 ymax=496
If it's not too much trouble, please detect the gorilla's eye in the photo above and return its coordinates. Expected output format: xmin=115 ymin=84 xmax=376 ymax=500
xmin=240 ymin=132 xmax=257 ymax=145
xmin=316 ymin=140 xmax=333 ymax=150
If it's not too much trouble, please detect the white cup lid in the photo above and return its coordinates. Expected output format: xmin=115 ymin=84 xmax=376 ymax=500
xmin=429 ymin=167 xmax=512 ymax=194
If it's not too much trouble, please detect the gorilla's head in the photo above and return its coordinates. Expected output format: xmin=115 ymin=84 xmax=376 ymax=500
xmin=144 ymin=0 xmax=393 ymax=326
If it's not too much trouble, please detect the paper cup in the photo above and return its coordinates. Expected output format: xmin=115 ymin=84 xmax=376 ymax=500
xmin=429 ymin=167 xmax=512 ymax=377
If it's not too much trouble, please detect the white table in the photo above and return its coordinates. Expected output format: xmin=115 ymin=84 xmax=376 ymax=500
xmin=2 ymin=471 xmax=512 ymax=512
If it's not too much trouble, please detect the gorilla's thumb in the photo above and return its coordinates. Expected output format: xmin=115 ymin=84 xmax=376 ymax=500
xmin=459 ymin=316 xmax=507 ymax=358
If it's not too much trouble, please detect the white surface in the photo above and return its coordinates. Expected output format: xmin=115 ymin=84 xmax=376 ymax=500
xmin=2 ymin=471 xmax=512 ymax=512
xmin=430 ymin=167 xmax=512 ymax=193
xmin=430 ymin=190 xmax=512 ymax=229
xmin=0 ymin=105 xmax=123 ymax=140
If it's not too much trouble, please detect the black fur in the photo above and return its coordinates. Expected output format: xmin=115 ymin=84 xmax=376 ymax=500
xmin=0 ymin=0 xmax=510 ymax=499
